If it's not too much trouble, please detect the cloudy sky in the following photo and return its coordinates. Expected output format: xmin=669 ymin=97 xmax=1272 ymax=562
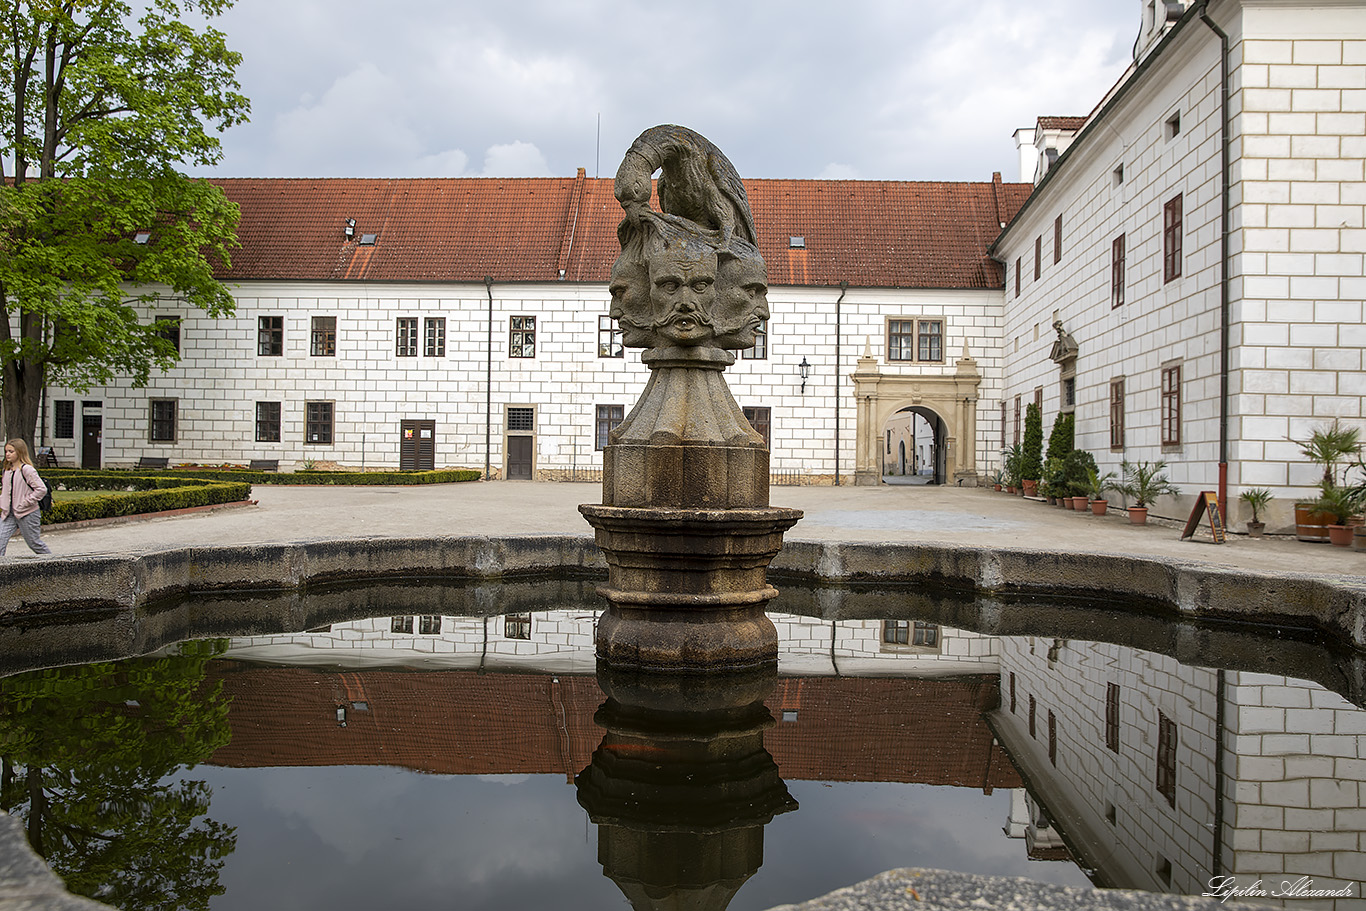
xmin=193 ymin=0 xmax=1139 ymax=184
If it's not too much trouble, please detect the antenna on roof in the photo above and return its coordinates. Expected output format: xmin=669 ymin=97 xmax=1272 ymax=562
xmin=595 ymin=113 xmax=601 ymax=179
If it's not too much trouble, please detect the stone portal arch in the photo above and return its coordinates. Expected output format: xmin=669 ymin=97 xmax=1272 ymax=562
xmin=850 ymin=345 xmax=982 ymax=487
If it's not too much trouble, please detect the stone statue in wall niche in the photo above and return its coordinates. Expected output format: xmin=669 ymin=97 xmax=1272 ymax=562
xmin=610 ymin=124 xmax=769 ymax=355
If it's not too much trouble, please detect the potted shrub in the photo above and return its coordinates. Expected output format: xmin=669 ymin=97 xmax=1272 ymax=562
xmin=1295 ymin=421 xmax=1361 ymax=541
xmin=1061 ymin=450 xmax=1097 ymax=511
xmin=1239 ymin=488 xmax=1273 ymax=538
xmin=1085 ymin=467 xmax=1119 ymax=516
xmin=1020 ymin=403 xmax=1043 ymax=497
xmin=1309 ymin=482 xmax=1364 ymax=547
xmin=1119 ymin=460 xmax=1180 ymax=525
xmin=1001 ymin=443 xmax=1024 ymax=495
xmin=1041 ymin=457 xmax=1066 ymax=506
xmin=1045 ymin=412 xmax=1074 ymax=465
xmin=989 ymin=468 xmax=1004 ymax=492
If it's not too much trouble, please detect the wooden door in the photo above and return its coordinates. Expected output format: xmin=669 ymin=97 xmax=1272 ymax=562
xmin=506 ymin=435 xmax=533 ymax=479
xmin=399 ymin=420 xmax=435 ymax=471
xmin=81 ymin=415 xmax=102 ymax=469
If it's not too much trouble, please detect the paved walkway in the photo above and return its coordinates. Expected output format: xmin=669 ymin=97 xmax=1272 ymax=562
xmin=29 ymin=480 xmax=1366 ymax=581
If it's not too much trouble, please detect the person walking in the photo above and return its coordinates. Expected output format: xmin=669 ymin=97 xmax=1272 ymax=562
xmin=0 ymin=439 xmax=50 ymax=556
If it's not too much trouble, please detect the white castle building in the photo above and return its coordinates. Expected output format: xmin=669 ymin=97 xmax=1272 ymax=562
xmin=37 ymin=0 xmax=1366 ymax=529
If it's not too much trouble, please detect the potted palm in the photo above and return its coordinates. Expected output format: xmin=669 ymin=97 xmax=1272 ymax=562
xmin=1295 ymin=421 xmax=1361 ymax=541
xmin=1085 ymin=467 xmax=1119 ymax=515
xmin=1309 ymin=482 xmax=1363 ymax=547
xmin=1001 ymin=443 xmax=1023 ymax=495
xmin=1239 ymin=488 xmax=1273 ymax=538
xmin=989 ymin=468 xmax=1004 ymax=492
xmin=1119 ymin=460 xmax=1180 ymax=525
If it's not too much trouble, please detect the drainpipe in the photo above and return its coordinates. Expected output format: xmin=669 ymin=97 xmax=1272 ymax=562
xmin=1213 ymin=669 xmax=1226 ymax=877
xmin=485 ymin=276 xmax=494 ymax=480
xmin=1198 ymin=0 xmax=1231 ymax=517
xmin=835 ymin=281 xmax=848 ymax=486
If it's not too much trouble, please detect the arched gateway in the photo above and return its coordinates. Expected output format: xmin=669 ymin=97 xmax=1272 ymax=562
xmin=850 ymin=343 xmax=982 ymax=487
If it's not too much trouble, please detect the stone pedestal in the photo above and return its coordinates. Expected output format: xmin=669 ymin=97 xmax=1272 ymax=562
xmin=579 ymin=346 xmax=802 ymax=672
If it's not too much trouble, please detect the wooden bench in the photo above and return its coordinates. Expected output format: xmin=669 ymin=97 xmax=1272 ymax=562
xmin=249 ymin=459 xmax=279 ymax=472
xmin=136 ymin=456 xmax=169 ymax=470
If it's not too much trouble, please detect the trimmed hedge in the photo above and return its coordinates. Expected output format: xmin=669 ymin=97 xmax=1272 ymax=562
xmin=38 ymin=473 xmax=251 ymax=524
xmin=52 ymin=467 xmax=483 ymax=486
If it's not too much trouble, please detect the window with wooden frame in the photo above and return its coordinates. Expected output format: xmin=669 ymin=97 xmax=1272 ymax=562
xmin=1048 ymin=710 xmax=1057 ymax=765
xmin=156 ymin=315 xmax=182 ymax=354
xmin=305 ymin=401 xmax=334 ymax=445
xmin=255 ymin=401 xmax=281 ymax=443
xmin=1029 ymin=695 xmax=1037 ymax=738
xmin=1106 ymin=682 xmax=1121 ymax=753
xmin=1054 ymin=215 xmax=1062 ymax=264
xmin=1034 ymin=236 xmax=1041 ymax=280
xmin=887 ymin=319 xmax=916 ymax=361
xmin=1161 ymin=363 xmax=1182 ymax=448
xmin=1000 ymin=401 xmax=1008 ymax=448
xmin=311 ymin=316 xmax=336 ymax=356
xmin=424 ymin=317 xmax=446 ymax=357
xmin=396 ymin=317 xmax=418 ymax=357
xmin=1110 ymin=378 xmax=1125 ymax=451
xmin=390 ymin=616 xmax=414 ymax=634
xmin=742 ymin=406 xmax=771 ymax=447
xmin=1014 ymin=258 xmax=1021 ymax=297
xmin=1034 ymin=386 xmax=1043 ymax=412
xmin=595 ymin=404 xmax=624 ymax=451
xmin=510 ymin=315 xmax=536 ymax=358
xmin=598 ymin=315 xmax=623 ymax=358
xmin=917 ymin=320 xmax=943 ymax=362
xmin=1009 ymin=673 xmax=1016 ymax=713
xmin=1014 ymin=395 xmax=1021 ymax=445
xmin=54 ymin=400 xmax=75 ymax=439
xmin=257 ymin=316 xmax=283 ymax=356
xmin=740 ymin=319 xmax=768 ymax=359
xmin=504 ymin=612 xmax=532 ymax=640
xmin=149 ymin=398 xmax=177 ymax=443
xmin=1111 ymin=234 xmax=1126 ymax=308
xmin=1163 ymin=194 xmax=1183 ymax=283
xmin=1156 ymin=711 xmax=1178 ymax=808
xmin=418 ymin=615 xmax=441 ymax=635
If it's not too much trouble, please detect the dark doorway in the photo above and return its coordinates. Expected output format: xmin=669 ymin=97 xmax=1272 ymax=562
xmin=81 ymin=414 xmax=102 ymax=469
xmin=506 ymin=436 xmax=533 ymax=479
xmin=399 ymin=420 xmax=436 ymax=471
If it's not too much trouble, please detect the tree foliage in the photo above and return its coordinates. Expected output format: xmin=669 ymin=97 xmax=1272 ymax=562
xmin=0 ymin=0 xmax=249 ymax=442
xmin=1020 ymin=402 xmax=1043 ymax=482
xmin=1045 ymin=411 xmax=1074 ymax=464
xmin=0 ymin=639 xmax=236 ymax=911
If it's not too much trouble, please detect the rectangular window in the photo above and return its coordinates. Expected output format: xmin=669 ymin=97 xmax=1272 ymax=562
xmin=1054 ymin=215 xmax=1062 ymax=264
xmin=424 ymin=317 xmax=446 ymax=357
xmin=507 ymin=407 xmax=534 ymax=432
xmin=310 ymin=316 xmax=336 ymax=357
xmin=390 ymin=616 xmax=414 ymax=634
xmin=1063 ymin=377 xmax=1076 ymax=410
xmin=917 ymin=320 xmax=943 ymax=363
xmin=54 ymin=400 xmax=75 ymax=439
xmin=1166 ymin=110 xmax=1181 ymax=139
xmin=418 ymin=615 xmax=441 ymax=635
xmin=1106 ymin=682 xmax=1121 ymax=753
xmin=306 ymin=401 xmax=334 ymax=445
xmin=1156 ymin=711 xmax=1178 ymax=808
xmin=1111 ymin=234 xmax=1126 ymax=308
xmin=1034 ymin=235 xmax=1041 ymax=280
xmin=1034 ymin=386 xmax=1043 ymax=412
xmin=504 ymin=612 xmax=532 ymax=640
xmin=510 ymin=315 xmax=536 ymax=358
xmin=149 ymin=398 xmax=177 ymax=442
xmin=882 ymin=620 xmax=909 ymax=645
xmin=1009 ymin=672 xmax=1016 ymax=713
xmin=887 ymin=319 xmax=915 ymax=361
xmin=1048 ymin=710 xmax=1057 ymax=765
xmin=595 ymin=404 xmax=624 ymax=451
xmin=911 ymin=622 xmax=939 ymax=647
xmin=1000 ymin=401 xmax=1007 ymax=448
xmin=1014 ymin=258 xmax=1021 ymax=297
xmin=1162 ymin=364 xmax=1182 ymax=448
xmin=1110 ymin=378 xmax=1125 ymax=451
xmin=156 ymin=315 xmax=181 ymax=354
xmin=255 ymin=401 xmax=281 ymax=443
xmin=740 ymin=319 xmax=768 ymax=359
xmin=257 ymin=316 xmax=283 ymax=356
xmin=1163 ymin=194 xmax=1183 ymax=283
xmin=742 ymin=406 xmax=771 ymax=447
xmin=1014 ymin=395 xmax=1021 ymax=445
xmin=598 ymin=315 xmax=623 ymax=358
xmin=1029 ymin=695 xmax=1036 ymax=738
xmin=396 ymin=317 xmax=418 ymax=357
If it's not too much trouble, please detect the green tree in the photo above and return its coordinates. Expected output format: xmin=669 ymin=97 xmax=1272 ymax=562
xmin=0 ymin=0 xmax=249 ymax=443
xmin=1021 ymin=402 xmax=1043 ymax=482
xmin=0 ymin=639 xmax=236 ymax=911
xmin=1045 ymin=411 xmax=1074 ymax=464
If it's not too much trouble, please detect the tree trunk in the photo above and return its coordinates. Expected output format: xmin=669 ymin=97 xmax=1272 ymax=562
xmin=26 ymin=765 xmax=45 ymax=857
xmin=1 ymin=353 xmax=42 ymax=446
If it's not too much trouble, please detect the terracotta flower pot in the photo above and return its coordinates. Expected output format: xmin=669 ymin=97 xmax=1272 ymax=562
xmin=1128 ymin=506 xmax=1148 ymax=525
xmin=1071 ymin=496 xmax=1088 ymax=511
xmin=1022 ymin=479 xmax=1038 ymax=497
xmin=1090 ymin=499 xmax=1108 ymax=516
xmin=1328 ymin=524 xmax=1354 ymax=547
xmin=1246 ymin=521 xmax=1265 ymax=538
xmin=1006 ymin=486 xmax=1017 ymax=495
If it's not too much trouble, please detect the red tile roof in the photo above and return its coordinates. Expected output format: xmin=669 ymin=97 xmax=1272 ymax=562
xmin=209 ymin=173 xmax=1031 ymax=291
xmin=1036 ymin=116 xmax=1088 ymax=132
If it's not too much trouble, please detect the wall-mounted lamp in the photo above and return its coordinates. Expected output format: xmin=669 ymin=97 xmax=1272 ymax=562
xmin=344 ymin=217 xmax=356 ymax=239
xmin=798 ymin=356 xmax=811 ymax=394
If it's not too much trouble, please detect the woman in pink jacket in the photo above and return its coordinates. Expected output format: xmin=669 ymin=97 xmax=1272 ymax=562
xmin=0 ymin=439 xmax=50 ymax=555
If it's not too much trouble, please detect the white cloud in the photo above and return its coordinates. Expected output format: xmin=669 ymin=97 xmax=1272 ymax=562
xmin=818 ymin=163 xmax=861 ymax=180
xmin=480 ymin=141 xmax=551 ymax=177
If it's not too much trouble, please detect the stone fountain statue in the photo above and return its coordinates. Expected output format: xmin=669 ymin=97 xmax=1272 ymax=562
xmin=579 ymin=125 xmax=803 ymax=672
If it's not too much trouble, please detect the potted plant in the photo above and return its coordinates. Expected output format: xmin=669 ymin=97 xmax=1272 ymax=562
xmin=1309 ymin=482 xmax=1364 ymax=547
xmin=1001 ymin=443 xmax=1023 ymax=494
xmin=1239 ymin=488 xmax=1273 ymax=538
xmin=1295 ymin=421 xmax=1362 ymax=541
xmin=1045 ymin=412 xmax=1074 ymax=465
xmin=1020 ymin=403 xmax=1043 ymax=497
xmin=1061 ymin=450 xmax=1097 ymax=511
xmin=1041 ymin=457 xmax=1066 ymax=506
xmin=1085 ymin=467 xmax=1119 ymax=516
xmin=989 ymin=468 xmax=1004 ymax=492
xmin=1119 ymin=460 xmax=1180 ymax=525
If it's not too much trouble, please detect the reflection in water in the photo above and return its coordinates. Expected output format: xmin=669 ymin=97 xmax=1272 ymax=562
xmin=576 ymin=667 xmax=797 ymax=911
xmin=0 ymin=608 xmax=1363 ymax=909
xmin=0 ymin=640 xmax=236 ymax=911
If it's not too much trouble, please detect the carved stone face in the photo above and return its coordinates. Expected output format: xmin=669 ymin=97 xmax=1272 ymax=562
xmin=609 ymin=256 xmax=655 ymax=348
xmin=712 ymin=254 xmax=769 ymax=350
xmin=647 ymin=241 xmax=718 ymax=347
